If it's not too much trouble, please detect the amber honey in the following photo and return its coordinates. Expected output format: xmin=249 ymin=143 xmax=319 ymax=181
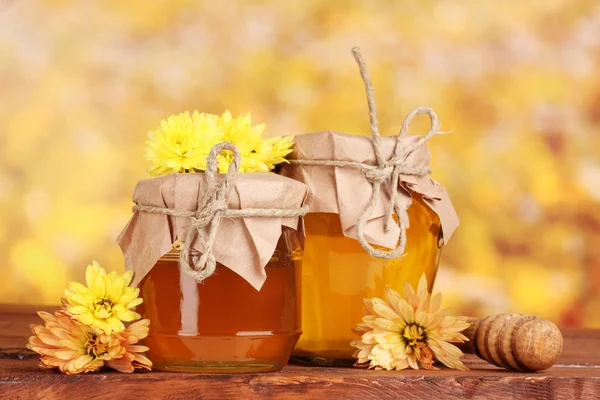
xmin=137 ymin=228 xmax=302 ymax=373
xmin=294 ymin=195 xmax=442 ymax=359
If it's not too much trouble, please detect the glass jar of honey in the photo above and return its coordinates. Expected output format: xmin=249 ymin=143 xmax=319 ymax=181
xmin=136 ymin=227 xmax=302 ymax=373
xmin=281 ymin=127 xmax=458 ymax=360
xmin=280 ymin=49 xmax=457 ymax=360
xmin=118 ymin=142 xmax=309 ymax=372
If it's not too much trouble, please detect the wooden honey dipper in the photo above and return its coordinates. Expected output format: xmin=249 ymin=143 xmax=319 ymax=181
xmin=457 ymin=313 xmax=563 ymax=371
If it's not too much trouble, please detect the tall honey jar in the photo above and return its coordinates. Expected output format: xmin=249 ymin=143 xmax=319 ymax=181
xmin=281 ymin=50 xmax=458 ymax=360
xmin=282 ymin=126 xmax=458 ymax=359
xmin=118 ymin=142 xmax=309 ymax=372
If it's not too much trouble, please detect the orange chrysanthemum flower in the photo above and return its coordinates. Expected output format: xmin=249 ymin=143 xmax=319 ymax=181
xmin=26 ymin=310 xmax=151 ymax=374
xmin=351 ymin=274 xmax=471 ymax=371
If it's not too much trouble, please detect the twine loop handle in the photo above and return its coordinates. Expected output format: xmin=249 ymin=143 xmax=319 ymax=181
xmin=133 ymin=141 xmax=308 ymax=281
xmin=354 ymin=47 xmax=442 ymax=258
xmin=179 ymin=141 xmax=239 ymax=281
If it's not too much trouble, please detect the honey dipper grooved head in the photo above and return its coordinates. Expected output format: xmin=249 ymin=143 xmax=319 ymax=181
xmin=469 ymin=314 xmax=563 ymax=371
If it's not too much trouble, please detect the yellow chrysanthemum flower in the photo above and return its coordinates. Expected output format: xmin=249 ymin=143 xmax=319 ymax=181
xmin=351 ymin=274 xmax=471 ymax=371
xmin=27 ymin=310 xmax=151 ymax=374
xmin=144 ymin=110 xmax=294 ymax=175
xmin=64 ymin=261 xmax=143 ymax=334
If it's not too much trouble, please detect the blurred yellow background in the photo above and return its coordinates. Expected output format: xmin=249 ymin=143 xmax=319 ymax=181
xmin=1 ymin=0 xmax=600 ymax=327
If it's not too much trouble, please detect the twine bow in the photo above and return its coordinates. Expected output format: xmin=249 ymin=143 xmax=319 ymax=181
xmin=133 ymin=141 xmax=309 ymax=281
xmin=290 ymin=47 xmax=444 ymax=259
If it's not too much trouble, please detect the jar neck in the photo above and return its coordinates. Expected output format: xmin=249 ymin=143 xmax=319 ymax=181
xmin=160 ymin=226 xmax=302 ymax=262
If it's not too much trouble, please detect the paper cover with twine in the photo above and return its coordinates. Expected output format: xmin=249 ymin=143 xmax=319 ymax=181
xmin=280 ymin=47 xmax=458 ymax=256
xmin=280 ymin=130 xmax=459 ymax=250
xmin=117 ymin=172 xmax=309 ymax=290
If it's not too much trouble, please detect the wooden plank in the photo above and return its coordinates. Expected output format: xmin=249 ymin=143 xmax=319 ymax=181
xmin=1 ymin=304 xmax=600 ymax=400
xmin=1 ymin=358 xmax=600 ymax=400
xmin=3 ymin=304 xmax=599 ymax=366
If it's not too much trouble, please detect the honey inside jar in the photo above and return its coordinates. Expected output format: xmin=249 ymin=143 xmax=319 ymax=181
xmin=294 ymin=195 xmax=442 ymax=359
xmin=137 ymin=228 xmax=302 ymax=373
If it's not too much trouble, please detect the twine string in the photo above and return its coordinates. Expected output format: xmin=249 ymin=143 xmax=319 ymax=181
xmin=289 ymin=47 xmax=442 ymax=259
xmin=133 ymin=141 xmax=308 ymax=281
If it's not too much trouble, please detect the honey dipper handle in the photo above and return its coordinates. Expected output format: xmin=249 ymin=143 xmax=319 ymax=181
xmin=455 ymin=317 xmax=481 ymax=356
xmin=457 ymin=314 xmax=563 ymax=372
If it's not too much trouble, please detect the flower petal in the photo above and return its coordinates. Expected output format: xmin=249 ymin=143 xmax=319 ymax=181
xmin=417 ymin=274 xmax=428 ymax=296
xmin=371 ymin=298 xmax=401 ymax=321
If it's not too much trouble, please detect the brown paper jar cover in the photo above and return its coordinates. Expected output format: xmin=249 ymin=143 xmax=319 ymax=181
xmin=117 ymin=172 xmax=309 ymax=290
xmin=280 ymin=130 xmax=459 ymax=248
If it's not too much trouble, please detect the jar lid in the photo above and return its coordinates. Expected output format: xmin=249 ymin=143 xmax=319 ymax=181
xmin=281 ymin=129 xmax=459 ymax=252
xmin=281 ymin=48 xmax=459 ymax=259
xmin=118 ymin=143 xmax=309 ymax=290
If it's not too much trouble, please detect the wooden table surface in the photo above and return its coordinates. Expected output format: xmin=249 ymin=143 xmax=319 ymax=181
xmin=1 ymin=304 xmax=599 ymax=399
